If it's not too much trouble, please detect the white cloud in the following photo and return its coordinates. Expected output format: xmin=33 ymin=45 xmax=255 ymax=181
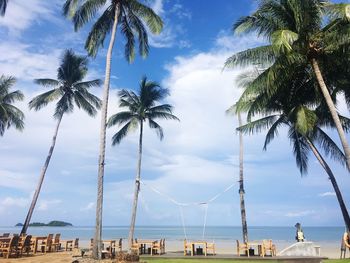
xmin=318 ymin=192 xmax=336 ymax=197
xmin=37 ymin=199 xmax=62 ymax=211
xmin=0 ymin=42 xmax=61 ymax=80
xmin=80 ymin=202 xmax=95 ymax=211
xmin=285 ymin=210 xmax=316 ymax=217
xmin=0 ymin=0 xmax=60 ymax=35
xmin=1 ymin=197 xmax=28 ymax=207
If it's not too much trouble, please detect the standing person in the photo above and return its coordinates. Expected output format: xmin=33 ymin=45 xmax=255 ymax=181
xmin=295 ymin=223 xmax=305 ymax=242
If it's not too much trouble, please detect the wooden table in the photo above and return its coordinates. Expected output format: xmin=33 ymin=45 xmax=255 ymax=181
xmin=138 ymin=240 xmax=158 ymax=255
xmin=248 ymin=241 xmax=263 ymax=256
xmin=190 ymin=241 xmax=207 ymax=256
xmin=32 ymin=236 xmax=47 ymax=254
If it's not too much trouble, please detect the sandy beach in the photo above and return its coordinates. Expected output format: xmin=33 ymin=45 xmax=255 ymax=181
xmin=0 ymin=239 xmax=343 ymax=262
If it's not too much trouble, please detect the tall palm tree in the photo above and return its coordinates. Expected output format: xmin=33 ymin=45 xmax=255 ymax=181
xmin=20 ymin=49 xmax=101 ymax=235
xmin=225 ymin=0 xmax=350 ymax=169
xmin=226 ymin=105 xmax=249 ymax=244
xmin=63 ymin=1 xmax=163 ymax=258
xmin=107 ymin=76 xmax=179 ymax=249
xmin=0 ymin=75 xmax=24 ymax=136
xmin=235 ymin=68 xmax=350 ymax=230
xmin=0 ymin=0 xmax=8 ymax=16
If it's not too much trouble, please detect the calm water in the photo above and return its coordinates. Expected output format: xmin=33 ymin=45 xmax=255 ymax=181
xmin=0 ymin=226 xmax=345 ymax=243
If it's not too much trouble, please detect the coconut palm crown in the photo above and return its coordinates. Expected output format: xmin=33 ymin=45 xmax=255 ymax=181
xmin=225 ymin=0 xmax=350 ymax=169
xmin=63 ymin=0 xmax=163 ymax=59
xmin=20 ymin=49 xmax=101 ymax=235
xmin=0 ymin=75 xmax=24 ymax=136
xmin=108 ymin=76 xmax=179 ymax=248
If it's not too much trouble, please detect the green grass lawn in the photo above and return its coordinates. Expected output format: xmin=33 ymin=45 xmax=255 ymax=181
xmin=142 ymin=258 xmax=350 ymax=263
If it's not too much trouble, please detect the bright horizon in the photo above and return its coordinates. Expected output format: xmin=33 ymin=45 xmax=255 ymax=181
xmin=1 ymin=0 xmax=349 ymax=228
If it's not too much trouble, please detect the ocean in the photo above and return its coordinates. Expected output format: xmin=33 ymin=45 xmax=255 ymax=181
xmin=0 ymin=226 xmax=345 ymax=243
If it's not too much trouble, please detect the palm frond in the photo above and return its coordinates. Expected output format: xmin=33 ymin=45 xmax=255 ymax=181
xmin=271 ymin=29 xmax=299 ymax=53
xmin=236 ymin=114 xmax=280 ymax=135
xmin=148 ymin=119 xmax=164 ymax=140
xmin=107 ymin=111 xmax=135 ymax=127
xmin=0 ymin=0 xmax=8 ymax=16
xmin=224 ymin=45 xmax=275 ymax=68
xmin=289 ymin=128 xmax=309 ymax=175
xmin=313 ymin=127 xmax=347 ymax=167
xmin=120 ymin=9 xmax=136 ymax=63
xmin=74 ymin=79 xmax=102 ymax=90
xmin=29 ymin=89 xmax=62 ymax=111
xmin=73 ymin=91 xmax=98 ymax=116
xmin=72 ymin=0 xmax=107 ymax=31
xmin=34 ymin=79 xmax=60 ymax=87
xmin=111 ymin=118 xmax=138 ymax=145
xmin=325 ymin=3 xmax=350 ymax=22
xmin=130 ymin=0 xmax=163 ymax=34
xmin=85 ymin=5 xmax=114 ymax=57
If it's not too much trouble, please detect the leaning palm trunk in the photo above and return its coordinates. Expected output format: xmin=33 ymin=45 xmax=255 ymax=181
xmin=20 ymin=114 xmax=63 ymax=235
xmin=238 ymin=113 xmax=249 ymax=244
xmin=310 ymin=58 xmax=350 ymax=170
xmin=306 ymin=138 xmax=350 ymax=230
xmin=93 ymin=4 xmax=120 ymax=260
xmin=128 ymin=121 xmax=143 ymax=249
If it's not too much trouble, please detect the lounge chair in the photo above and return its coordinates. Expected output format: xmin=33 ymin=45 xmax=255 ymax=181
xmin=236 ymin=240 xmax=249 ymax=257
xmin=39 ymin=234 xmax=53 ymax=253
xmin=261 ymin=239 xmax=276 ymax=257
xmin=0 ymin=235 xmax=19 ymax=258
xmin=17 ymin=235 xmax=32 ymax=256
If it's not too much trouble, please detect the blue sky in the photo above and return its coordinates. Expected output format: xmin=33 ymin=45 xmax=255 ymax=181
xmin=0 ymin=0 xmax=349 ymax=228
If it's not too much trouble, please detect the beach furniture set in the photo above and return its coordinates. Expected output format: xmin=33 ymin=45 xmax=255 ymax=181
xmin=130 ymin=239 xmax=165 ymax=255
xmin=183 ymin=239 xmax=215 ymax=256
xmin=236 ymin=239 xmax=276 ymax=257
xmin=90 ymin=238 xmax=122 ymax=258
xmin=0 ymin=232 xmax=79 ymax=258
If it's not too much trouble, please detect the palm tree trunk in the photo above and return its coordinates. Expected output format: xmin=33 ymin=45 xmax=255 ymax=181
xmin=311 ymin=58 xmax=350 ymax=170
xmin=20 ymin=114 xmax=63 ymax=235
xmin=93 ymin=4 xmax=120 ymax=260
xmin=238 ymin=113 xmax=249 ymax=244
xmin=128 ymin=121 xmax=143 ymax=249
xmin=306 ymin=138 xmax=350 ymax=230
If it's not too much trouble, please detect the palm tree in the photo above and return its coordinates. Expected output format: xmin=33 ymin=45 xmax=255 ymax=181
xmin=107 ymin=76 xmax=179 ymax=249
xmin=0 ymin=75 xmax=24 ymax=136
xmin=63 ymin=1 xmax=163 ymax=258
xmin=225 ymin=0 xmax=350 ymax=169
xmin=226 ymin=105 xmax=249 ymax=244
xmin=20 ymin=49 xmax=101 ymax=235
xmin=0 ymin=0 xmax=8 ymax=16
xmin=235 ymin=69 xmax=350 ymax=230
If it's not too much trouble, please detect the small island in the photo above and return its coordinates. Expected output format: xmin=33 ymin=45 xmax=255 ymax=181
xmin=15 ymin=221 xmax=73 ymax=227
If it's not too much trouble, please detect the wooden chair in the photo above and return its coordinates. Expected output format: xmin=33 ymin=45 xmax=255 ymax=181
xmin=236 ymin=240 xmax=249 ymax=257
xmin=51 ymin=234 xmax=61 ymax=252
xmin=206 ymin=242 xmax=215 ymax=255
xmin=39 ymin=234 xmax=53 ymax=253
xmin=130 ymin=239 xmax=140 ymax=255
xmin=117 ymin=238 xmax=122 ymax=252
xmin=0 ymin=235 xmax=19 ymax=258
xmin=261 ymin=239 xmax=276 ymax=257
xmin=161 ymin=238 xmax=165 ymax=254
xmin=17 ymin=235 xmax=32 ymax=256
xmin=152 ymin=240 xmax=161 ymax=255
xmin=74 ymin=238 xmax=79 ymax=249
xmin=184 ymin=239 xmax=192 ymax=256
